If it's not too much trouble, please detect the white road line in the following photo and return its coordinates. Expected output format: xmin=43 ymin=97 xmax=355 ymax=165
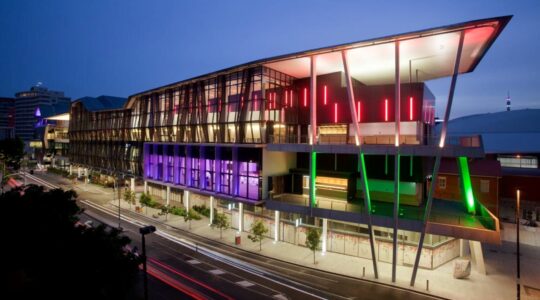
xmin=81 ymin=200 xmax=328 ymax=300
xmin=209 ymin=269 xmax=226 ymax=275
xmin=236 ymin=280 xmax=255 ymax=287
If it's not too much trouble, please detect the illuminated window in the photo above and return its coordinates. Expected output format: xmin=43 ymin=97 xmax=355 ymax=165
xmin=480 ymin=180 xmax=490 ymax=193
xmin=438 ymin=177 xmax=446 ymax=189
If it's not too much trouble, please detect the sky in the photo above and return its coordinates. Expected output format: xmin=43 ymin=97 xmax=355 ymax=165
xmin=1 ymin=0 xmax=539 ymax=118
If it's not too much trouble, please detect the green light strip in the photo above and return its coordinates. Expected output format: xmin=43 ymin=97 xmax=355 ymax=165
xmin=457 ymin=157 xmax=476 ymax=214
xmin=359 ymin=153 xmax=372 ymax=211
xmin=385 ymin=154 xmax=388 ymax=175
xmin=310 ymin=151 xmax=317 ymax=207
xmin=409 ymin=155 xmax=413 ymax=177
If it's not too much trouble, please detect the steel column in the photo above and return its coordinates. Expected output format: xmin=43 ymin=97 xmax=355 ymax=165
xmin=392 ymin=41 xmax=401 ymax=283
xmin=342 ymin=50 xmax=378 ymax=278
xmin=410 ymin=30 xmax=465 ymax=286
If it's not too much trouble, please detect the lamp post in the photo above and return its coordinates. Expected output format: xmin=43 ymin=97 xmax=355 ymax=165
xmin=516 ymin=189 xmax=521 ymax=300
xmin=140 ymin=225 xmax=156 ymax=300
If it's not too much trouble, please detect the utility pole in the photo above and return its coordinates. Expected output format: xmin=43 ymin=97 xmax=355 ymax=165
xmin=516 ymin=189 xmax=521 ymax=300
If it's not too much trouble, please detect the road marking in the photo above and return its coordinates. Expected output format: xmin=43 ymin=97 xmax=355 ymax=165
xmin=236 ymin=280 xmax=255 ymax=287
xmin=187 ymin=259 xmax=201 ymax=265
xmin=209 ymin=269 xmax=226 ymax=275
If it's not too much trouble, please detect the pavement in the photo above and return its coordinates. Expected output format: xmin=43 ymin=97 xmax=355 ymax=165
xmin=26 ymin=171 xmax=540 ymax=300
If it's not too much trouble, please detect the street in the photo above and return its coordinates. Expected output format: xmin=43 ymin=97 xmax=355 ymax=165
xmin=23 ymin=171 xmax=441 ymax=300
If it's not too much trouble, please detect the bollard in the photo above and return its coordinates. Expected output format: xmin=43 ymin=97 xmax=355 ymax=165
xmin=363 ymin=267 xmax=365 ymax=277
xmin=426 ymin=279 xmax=429 ymax=291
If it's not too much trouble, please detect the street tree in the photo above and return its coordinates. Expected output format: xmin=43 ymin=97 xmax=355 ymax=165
xmin=139 ymin=192 xmax=153 ymax=215
xmin=123 ymin=189 xmax=136 ymax=209
xmin=1 ymin=184 xmax=140 ymax=299
xmin=211 ymin=212 xmax=229 ymax=239
xmin=183 ymin=209 xmax=201 ymax=229
xmin=305 ymin=227 xmax=322 ymax=265
xmin=248 ymin=219 xmax=268 ymax=251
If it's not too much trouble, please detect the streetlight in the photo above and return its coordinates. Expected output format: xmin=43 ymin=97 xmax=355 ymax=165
xmin=516 ymin=189 xmax=521 ymax=300
xmin=139 ymin=225 xmax=156 ymax=300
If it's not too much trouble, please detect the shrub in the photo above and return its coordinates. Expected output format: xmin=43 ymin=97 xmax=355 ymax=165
xmin=192 ymin=204 xmax=211 ymax=218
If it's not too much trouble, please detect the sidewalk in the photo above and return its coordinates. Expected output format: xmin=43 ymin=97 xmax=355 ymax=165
xmin=37 ymin=173 xmax=540 ymax=300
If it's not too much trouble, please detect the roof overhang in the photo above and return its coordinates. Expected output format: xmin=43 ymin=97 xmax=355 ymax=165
xmin=129 ymin=15 xmax=511 ymax=100
xmin=46 ymin=112 xmax=70 ymax=121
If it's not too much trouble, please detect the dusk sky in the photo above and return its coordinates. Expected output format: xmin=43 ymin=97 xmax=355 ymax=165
xmin=1 ymin=0 xmax=539 ymax=118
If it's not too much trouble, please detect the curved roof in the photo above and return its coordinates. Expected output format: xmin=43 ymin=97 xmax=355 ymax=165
xmin=444 ymin=109 xmax=540 ymax=154
xmin=73 ymin=95 xmax=127 ymax=112
xmin=129 ymin=15 xmax=511 ymax=100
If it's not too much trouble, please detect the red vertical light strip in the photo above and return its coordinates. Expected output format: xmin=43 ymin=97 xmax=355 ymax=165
xmin=334 ymin=102 xmax=338 ymax=123
xmin=357 ymin=101 xmax=361 ymax=122
xmin=290 ymin=90 xmax=293 ymax=107
xmin=385 ymin=99 xmax=388 ymax=121
xmin=273 ymin=92 xmax=277 ymax=109
xmin=241 ymin=96 xmax=244 ymax=109
xmin=324 ymin=85 xmax=327 ymax=105
xmin=409 ymin=96 xmax=413 ymax=120
xmin=303 ymin=88 xmax=307 ymax=107
xmin=285 ymin=90 xmax=288 ymax=107
xmin=254 ymin=94 xmax=258 ymax=111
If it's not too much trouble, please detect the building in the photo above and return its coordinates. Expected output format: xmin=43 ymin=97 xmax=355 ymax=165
xmin=0 ymin=97 xmax=15 ymax=140
xmin=42 ymin=112 xmax=70 ymax=169
xmin=69 ymin=16 xmax=511 ymax=283
xmin=443 ymin=109 xmax=540 ymax=225
xmin=14 ymin=84 xmax=71 ymax=158
xmin=68 ymin=95 xmax=128 ymax=177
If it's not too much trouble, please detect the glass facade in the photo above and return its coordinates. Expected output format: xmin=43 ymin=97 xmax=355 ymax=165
xmin=144 ymin=143 xmax=262 ymax=202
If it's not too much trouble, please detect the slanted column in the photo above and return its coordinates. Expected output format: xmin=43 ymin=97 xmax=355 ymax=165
xmin=322 ymin=218 xmax=328 ymax=254
xmin=274 ymin=210 xmax=280 ymax=242
xmin=469 ymin=241 xmax=486 ymax=275
xmin=342 ymin=49 xmax=378 ymax=278
xmin=392 ymin=40 xmax=401 ymax=283
xmin=411 ymin=30 xmax=465 ymax=287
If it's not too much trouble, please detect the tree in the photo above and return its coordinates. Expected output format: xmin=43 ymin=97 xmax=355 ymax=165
xmin=183 ymin=209 xmax=201 ymax=230
xmin=305 ymin=227 xmax=322 ymax=265
xmin=123 ymin=189 xmax=136 ymax=210
xmin=248 ymin=219 xmax=268 ymax=251
xmin=0 ymin=137 xmax=24 ymax=171
xmin=139 ymin=192 xmax=153 ymax=215
xmin=159 ymin=204 xmax=170 ymax=221
xmin=211 ymin=212 xmax=229 ymax=239
xmin=1 ymin=184 xmax=141 ymax=299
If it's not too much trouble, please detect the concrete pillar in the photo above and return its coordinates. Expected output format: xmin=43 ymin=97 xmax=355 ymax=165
xmin=166 ymin=186 xmax=170 ymax=206
xmin=262 ymin=176 xmax=269 ymax=200
xmin=69 ymin=165 xmax=73 ymax=175
xmin=238 ymin=202 xmax=243 ymax=233
xmin=459 ymin=239 xmax=470 ymax=257
xmin=184 ymin=190 xmax=190 ymax=210
xmin=469 ymin=240 xmax=486 ymax=275
xmin=143 ymin=181 xmax=148 ymax=194
xmin=209 ymin=196 xmax=214 ymax=225
xmin=130 ymin=178 xmax=135 ymax=192
xmin=322 ymin=218 xmax=328 ymax=254
xmin=274 ymin=210 xmax=280 ymax=242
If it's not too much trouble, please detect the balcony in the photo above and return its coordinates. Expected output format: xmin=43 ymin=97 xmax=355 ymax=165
xmin=267 ymin=192 xmax=500 ymax=243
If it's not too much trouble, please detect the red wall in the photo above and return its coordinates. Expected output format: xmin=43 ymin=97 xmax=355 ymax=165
xmin=500 ymin=175 xmax=540 ymax=202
